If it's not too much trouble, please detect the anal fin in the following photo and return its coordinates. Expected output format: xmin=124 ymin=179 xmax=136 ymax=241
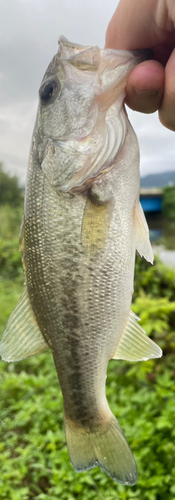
xmin=112 ymin=310 xmax=162 ymax=362
xmin=0 ymin=286 xmax=48 ymax=362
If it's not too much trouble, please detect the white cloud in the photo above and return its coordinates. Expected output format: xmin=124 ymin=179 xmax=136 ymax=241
xmin=0 ymin=101 xmax=37 ymax=183
xmin=128 ymin=109 xmax=175 ymax=177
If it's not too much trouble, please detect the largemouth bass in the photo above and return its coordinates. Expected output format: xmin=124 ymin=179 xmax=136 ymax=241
xmin=0 ymin=37 xmax=162 ymax=485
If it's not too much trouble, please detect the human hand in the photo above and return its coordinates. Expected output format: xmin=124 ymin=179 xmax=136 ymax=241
xmin=105 ymin=0 xmax=175 ymax=131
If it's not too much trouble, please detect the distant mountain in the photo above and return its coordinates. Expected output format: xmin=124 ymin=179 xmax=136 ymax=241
xmin=141 ymin=170 xmax=175 ymax=188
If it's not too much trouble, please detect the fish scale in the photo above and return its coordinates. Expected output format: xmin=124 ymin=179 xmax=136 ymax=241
xmin=0 ymin=37 xmax=162 ymax=485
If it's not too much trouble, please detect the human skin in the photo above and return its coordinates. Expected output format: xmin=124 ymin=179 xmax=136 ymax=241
xmin=105 ymin=0 xmax=175 ymax=131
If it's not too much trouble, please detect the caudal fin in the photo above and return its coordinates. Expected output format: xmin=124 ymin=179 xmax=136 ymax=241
xmin=64 ymin=412 xmax=137 ymax=485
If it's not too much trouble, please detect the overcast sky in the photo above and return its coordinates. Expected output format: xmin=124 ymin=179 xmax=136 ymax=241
xmin=0 ymin=0 xmax=174 ymax=184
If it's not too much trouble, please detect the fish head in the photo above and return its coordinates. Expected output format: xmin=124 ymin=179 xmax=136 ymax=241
xmin=34 ymin=37 xmax=151 ymax=192
xmin=37 ymin=39 xmax=101 ymax=143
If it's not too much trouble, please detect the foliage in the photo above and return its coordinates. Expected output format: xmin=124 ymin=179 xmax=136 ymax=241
xmin=134 ymin=255 xmax=175 ymax=302
xmin=162 ymin=186 xmax=175 ymax=220
xmin=0 ymin=204 xmax=23 ymax=241
xmin=0 ymin=204 xmax=24 ymax=279
xmin=0 ymin=163 xmax=24 ymax=208
xmin=0 ymin=169 xmax=24 ymax=279
xmin=0 ymin=220 xmax=175 ymax=498
xmin=163 ymin=219 xmax=175 ymax=250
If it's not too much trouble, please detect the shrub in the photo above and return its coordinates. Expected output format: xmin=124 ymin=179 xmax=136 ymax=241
xmin=0 ymin=163 xmax=24 ymax=208
xmin=0 ymin=205 xmax=23 ymax=279
xmin=162 ymin=186 xmax=175 ymax=220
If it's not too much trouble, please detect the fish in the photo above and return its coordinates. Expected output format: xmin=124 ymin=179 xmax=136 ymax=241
xmin=0 ymin=36 xmax=162 ymax=486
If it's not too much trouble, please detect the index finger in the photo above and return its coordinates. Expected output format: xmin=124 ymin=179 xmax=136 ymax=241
xmin=105 ymin=0 xmax=172 ymax=50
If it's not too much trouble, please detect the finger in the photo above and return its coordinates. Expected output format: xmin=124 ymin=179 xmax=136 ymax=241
xmin=125 ymin=60 xmax=164 ymax=113
xmin=159 ymin=48 xmax=175 ymax=131
xmin=105 ymin=0 xmax=169 ymax=50
xmin=153 ymin=32 xmax=175 ymax=65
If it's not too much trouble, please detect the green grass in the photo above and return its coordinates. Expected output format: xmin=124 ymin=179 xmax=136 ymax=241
xmin=0 ymin=225 xmax=175 ymax=498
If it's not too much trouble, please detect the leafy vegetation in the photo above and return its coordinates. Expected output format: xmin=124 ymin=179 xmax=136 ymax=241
xmin=0 ymin=163 xmax=24 ymax=208
xmin=0 ymin=205 xmax=23 ymax=279
xmin=162 ymin=186 xmax=175 ymax=220
xmin=0 ymin=188 xmax=175 ymax=499
xmin=162 ymin=219 xmax=175 ymax=251
xmin=0 ymin=164 xmax=24 ymax=279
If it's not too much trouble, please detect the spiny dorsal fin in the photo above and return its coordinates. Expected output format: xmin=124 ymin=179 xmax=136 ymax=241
xmin=134 ymin=201 xmax=154 ymax=264
xmin=112 ymin=310 xmax=162 ymax=362
xmin=0 ymin=287 xmax=48 ymax=362
xmin=81 ymin=198 xmax=111 ymax=256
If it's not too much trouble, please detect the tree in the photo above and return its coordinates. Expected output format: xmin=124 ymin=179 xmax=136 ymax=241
xmin=0 ymin=163 xmax=24 ymax=207
xmin=163 ymin=186 xmax=175 ymax=220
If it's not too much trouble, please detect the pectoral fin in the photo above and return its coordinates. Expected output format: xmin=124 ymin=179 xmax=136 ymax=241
xmin=112 ymin=310 xmax=162 ymax=362
xmin=134 ymin=201 xmax=154 ymax=264
xmin=82 ymin=198 xmax=111 ymax=256
xmin=0 ymin=287 xmax=48 ymax=362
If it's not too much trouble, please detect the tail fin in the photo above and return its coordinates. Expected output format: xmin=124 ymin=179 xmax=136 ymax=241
xmin=64 ymin=412 xmax=137 ymax=485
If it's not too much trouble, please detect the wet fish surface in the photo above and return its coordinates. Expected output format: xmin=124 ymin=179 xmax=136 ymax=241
xmin=0 ymin=37 xmax=162 ymax=485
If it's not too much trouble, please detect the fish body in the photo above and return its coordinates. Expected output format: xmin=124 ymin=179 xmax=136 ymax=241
xmin=0 ymin=37 xmax=162 ymax=485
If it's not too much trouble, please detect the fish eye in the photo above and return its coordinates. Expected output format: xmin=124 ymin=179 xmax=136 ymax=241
xmin=39 ymin=79 xmax=59 ymax=104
